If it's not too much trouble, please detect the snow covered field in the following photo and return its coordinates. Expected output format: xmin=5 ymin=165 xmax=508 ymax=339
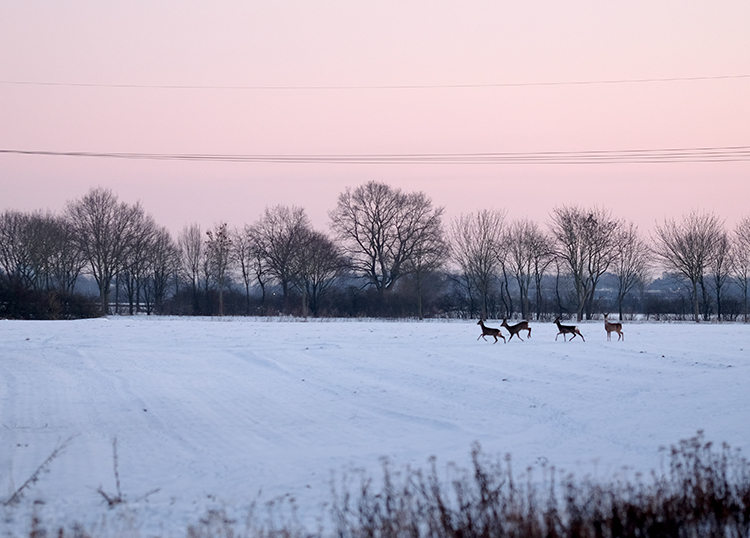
xmin=1 ymin=317 xmax=749 ymax=535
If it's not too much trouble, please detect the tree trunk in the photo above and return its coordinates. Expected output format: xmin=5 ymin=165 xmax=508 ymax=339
xmin=245 ymin=281 xmax=251 ymax=316
xmin=692 ymin=281 xmax=700 ymax=323
xmin=301 ymin=284 xmax=308 ymax=319
xmin=416 ymin=273 xmax=424 ymax=320
xmin=99 ymin=277 xmax=111 ymax=316
xmin=700 ymin=278 xmax=710 ymax=321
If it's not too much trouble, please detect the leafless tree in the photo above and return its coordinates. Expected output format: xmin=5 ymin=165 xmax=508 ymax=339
xmin=329 ymin=181 xmax=445 ymax=296
xmin=44 ymin=216 xmax=87 ymax=294
xmin=121 ymin=210 xmax=159 ymax=314
xmin=612 ymin=222 xmax=650 ymax=320
xmin=37 ymin=213 xmax=87 ymax=293
xmin=652 ymin=210 xmax=724 ymax=322
xmin=709 ymin=230 xmax=733 ymax=321
xmin=232 ymin=225 xmax=256 ymax=315
xmin=22 ymin=212 xmax=58 ymax=290
xmin=231 ymin=223 xmax=271 ymax=311
xmin=0 ymin=210 xmax=85 ymax=293
xmin=292 ymin=230 xmax=346 ymax=317
xmin=404 ymin=223 xmax=447 ymax=320
xmin=505 ymin=219 xmax=553 ymax=320
xmin=144 ymin=226 xmax=177 ymax=314
xmin=733 ymin=217 xmax=750 ymax=322
xmin=199 ymin=240 xmax=214 ymax=309
xmin=449 ymin=209 xmax=506 ymax=320
xmin=550 ymin=205 xmax=620 ymax=321
xmin=250 ymin=230 xmax=270 ymax=309
xmin=177 ymin=223 xmax=204 ymax=314
xmin=253 ymin=205 xmax=312 ymax=313
xmin=65 ymin=188 xmax=143 ymax=315
xmin=0 ymin=210 xmax=34 ymax=288
xmin=206 ymin=223 xmax=232 ymax=316
xmin=530 ymin=230 xmax=555 ymax=321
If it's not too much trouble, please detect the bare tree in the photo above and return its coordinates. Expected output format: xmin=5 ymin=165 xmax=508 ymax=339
xmin=65 ymin=188 xmax=142 ymax=315
xmin=177 ymin=223 xmax=203 ymax=314
xmin=250 ymin=230 xmax=270 ymax=310
xmin=505 ymin=219 xmax=552 ymax=320
xmin=550 ymin=205 xmax=620 ymax=321
xmin=652 ymin=210 xmax=724 ymax=322
xmin=144 ymin=226 xmax=177 ymax=314
xmin=23 ymin=212 xmax=59 ymax=291
xmin=0 ymin=210 xmax=34 ymax=288
xmin=404 ymin=223 xmax=447 ymax=320
xmin=46 ymin=216 xmax=87 ymax=294
xmin=449 ymin=209 xmax=506 ymax=320
xmin=199 ymin=239 xmax=214 ymax=311
xmin=709 ymin=230 xmax=733 ymax=321
xmin=612 ymin=222 xmax=650 ymax=320
xmin=530 ymin=230 xmax=555 ymax=321
xmin=34 ymin=213 xmax=87 ymax=293
xmin=329 ymin=181 xmax=445 ymax=296
xmin=206 ymin=223 xmax=232 ymax=316
xmin=0 ymin=210 xmax=86 ymax=293
xmin=121 ymin=210 xmax=159 ymax=314
xmin=253 ymin=205 xmax=312 ymax=313
xmin=734 ymin=217 xmax=750 ymax=322
xmin=292 ymin=230 xmax=346 ymax=317
xmin=231 ymin=223 xmax=271 ymax=311
xmin=232 ymin=225 xmax=256 ymax=315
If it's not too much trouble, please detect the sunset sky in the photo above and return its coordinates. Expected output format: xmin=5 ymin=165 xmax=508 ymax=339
xmin=1 ymin=1 xmax=749 ymax=236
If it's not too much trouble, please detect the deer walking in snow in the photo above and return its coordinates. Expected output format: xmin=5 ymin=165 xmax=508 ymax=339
xmin=477 ymin=320 xmax=505 ymax=343
xmin=554 ymin=317 xmax=585 ymax=342
xmin=604 ymin=314 xmax=624 ymax=341
xmin=501 ymin=319 xmax=531 ymax=342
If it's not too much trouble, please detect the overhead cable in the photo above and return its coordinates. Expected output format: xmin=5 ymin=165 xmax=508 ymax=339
xmin=2 ymin=146 xmax=750 ymax=165
xmin=1 ymin=74 xmax=749 ymax=91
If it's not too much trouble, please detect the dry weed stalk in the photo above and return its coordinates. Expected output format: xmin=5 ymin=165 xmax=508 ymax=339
xmin=96 ymin=437 xmax=160 ymax=508
xmin=3 ymin=436 xmax=75 ymax=506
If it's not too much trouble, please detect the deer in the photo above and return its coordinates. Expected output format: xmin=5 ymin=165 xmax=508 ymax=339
xmin=554 ymin=317 xmax=585 ymax=342
xmin=501 ymin=318 xmax=531 ymax=342
xmin=604 ymin=314 xmax=624 ymax=341
xmin=477 ymin=320 xmax=506 ymax=343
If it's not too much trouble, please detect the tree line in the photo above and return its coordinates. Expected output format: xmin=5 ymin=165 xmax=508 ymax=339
xmin=1 ymin=183 xmax=749 ymax=322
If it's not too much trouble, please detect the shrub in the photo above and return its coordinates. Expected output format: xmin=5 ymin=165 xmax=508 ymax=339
xmin=12 ymin=434 xmax=750 ymax=537
xmin=0 ymin=279 xmax=99 ymax=320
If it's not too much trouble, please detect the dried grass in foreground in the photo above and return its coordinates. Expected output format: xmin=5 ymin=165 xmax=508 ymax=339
xmin=8 ymin=433 xmax=750 ymax=538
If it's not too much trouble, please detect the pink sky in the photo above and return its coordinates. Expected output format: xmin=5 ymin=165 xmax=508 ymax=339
xmin=1 ymin=2 xmax=749 ymax=236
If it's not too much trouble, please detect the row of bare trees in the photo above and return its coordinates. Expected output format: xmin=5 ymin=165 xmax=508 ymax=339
xmin=450 ymin=207 xmax=649 ymax=323
xmin=173 ymin=182 xmax=445 ymax=318
xmin=2 ymin=183 xmax=750 ymax=322
xmin=0 ymin=189 xmax=175 ymax=317
xmin=177 ymin=206 xmax=347 ymax=318
xmin=451 ymin=206 xmax=750 ymax=323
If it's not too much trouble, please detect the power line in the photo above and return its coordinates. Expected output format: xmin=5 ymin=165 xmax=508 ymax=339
xmin=2 ymin=146 xmax=750 ymax=165
xmin=1 ymin=74 xmax=749 ymax=91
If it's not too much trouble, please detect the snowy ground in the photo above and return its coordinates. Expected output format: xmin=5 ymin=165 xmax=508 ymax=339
xmin=1 ymin=317 xmax=749 ymax=536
